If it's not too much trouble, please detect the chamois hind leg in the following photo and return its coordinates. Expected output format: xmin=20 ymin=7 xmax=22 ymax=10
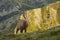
xmin=24 ymin=28 xmax=27 ymax=33
xmin=20 ymin=29 xmax=23 ymax=33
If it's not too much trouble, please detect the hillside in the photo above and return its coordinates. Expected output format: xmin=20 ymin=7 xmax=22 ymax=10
xmin=0 ymin=0 xmax=59 ymax=33
xmin=0 ymin=0 xmax=60 ymax=40
xmin=0 ymin=29 xmax=60 ymax=40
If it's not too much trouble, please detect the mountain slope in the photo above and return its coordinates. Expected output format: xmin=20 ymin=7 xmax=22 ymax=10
xmin=0 ymin=1 xmax=59 ymax=33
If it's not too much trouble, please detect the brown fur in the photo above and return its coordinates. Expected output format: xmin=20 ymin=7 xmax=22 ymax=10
xmin=16 ymin=19 xmax=28 ymax=33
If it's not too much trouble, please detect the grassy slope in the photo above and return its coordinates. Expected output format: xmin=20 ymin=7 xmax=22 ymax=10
xmin=0 ymin=29 xmax=60 ymax=40
xmin=0 ymin=1 xmax=60 ymax=40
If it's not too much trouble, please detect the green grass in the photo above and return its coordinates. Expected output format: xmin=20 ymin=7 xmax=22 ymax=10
xmin=0 ymin=29 xmax=60 ymax=40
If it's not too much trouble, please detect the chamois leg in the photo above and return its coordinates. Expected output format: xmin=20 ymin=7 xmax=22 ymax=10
xmin=16 ymin=28 xmax=19 ymax=34
xmin=24 ymin=28 xmax=27 ymax=32
xmin=20 ymin=29 xmax=23 ymax=33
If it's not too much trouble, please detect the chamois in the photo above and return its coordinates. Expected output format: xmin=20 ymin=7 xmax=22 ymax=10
xmin=16 ymin=14 xmax=28 ymax=33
